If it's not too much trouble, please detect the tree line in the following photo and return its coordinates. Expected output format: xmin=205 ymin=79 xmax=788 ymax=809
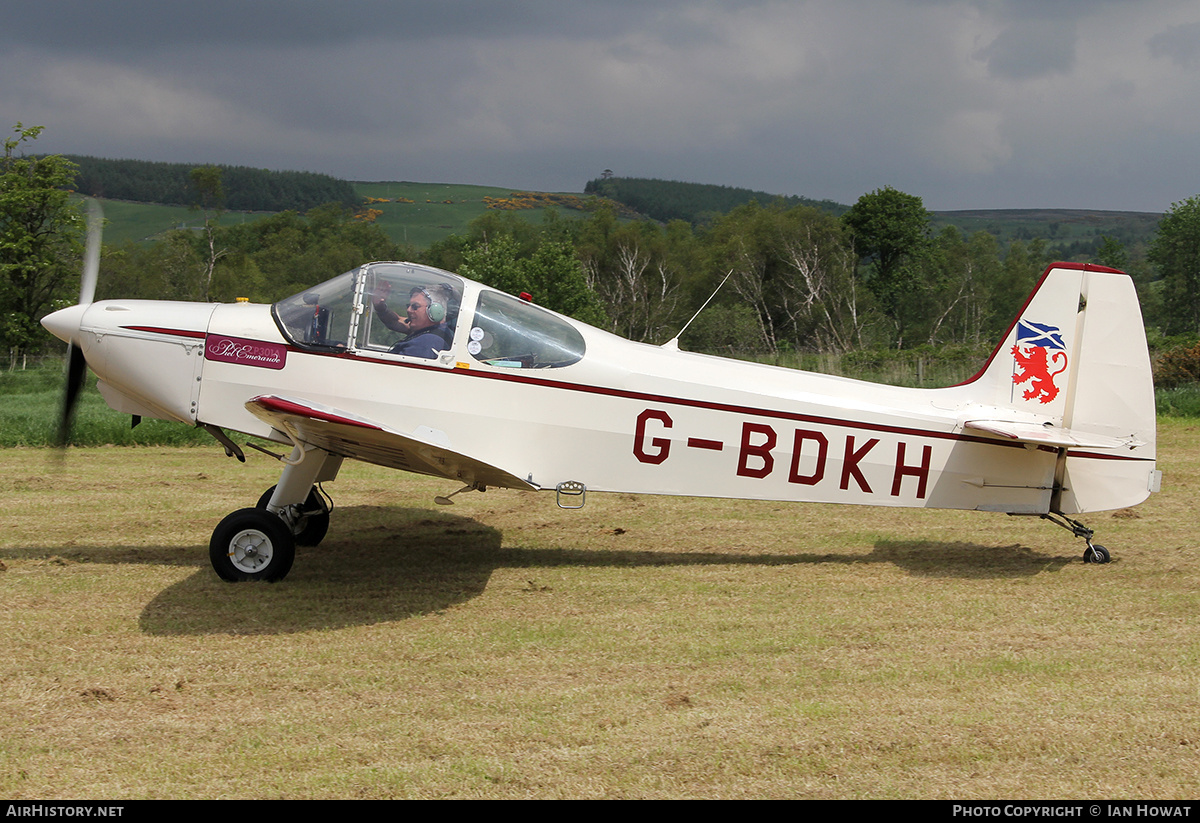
xmin=6 ymin=123 xmax=1200 ymax=377
xmin=416 ymin=188 xmax=1144 ymax=361
xmin=585 ymin=175 xmax=847 ymax=225
xmin=68 ymin=156 xmax=358 ymax=212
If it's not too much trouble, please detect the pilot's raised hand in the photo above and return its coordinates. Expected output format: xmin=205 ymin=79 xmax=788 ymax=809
xmin=370 ymin=278 xmax=393 ymax=310
xmin=369 ymin=280 xmax=410 ymax=332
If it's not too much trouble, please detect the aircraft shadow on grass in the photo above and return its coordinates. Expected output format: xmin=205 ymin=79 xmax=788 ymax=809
xmin=6 ymin=504 xmax=1080 ymax=635
xmin=115 ymin=507 xmax=1076 ymax=635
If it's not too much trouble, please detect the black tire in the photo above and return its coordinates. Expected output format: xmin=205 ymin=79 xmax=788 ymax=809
xmin=210 ymin=508 xmax=296 ymax=582
xmin=1083 ymin=544 xmax=1111 ymax=564
xmin=256 ymin=485 xmax=330 ymax=547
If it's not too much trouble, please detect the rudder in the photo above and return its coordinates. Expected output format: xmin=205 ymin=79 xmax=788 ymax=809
xmin=967 ymin=263 xmax=1157 ymax=513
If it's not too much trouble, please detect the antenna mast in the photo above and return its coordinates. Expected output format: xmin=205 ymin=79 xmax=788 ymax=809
xmin=661 ymin=270 xmax=733 ymax=351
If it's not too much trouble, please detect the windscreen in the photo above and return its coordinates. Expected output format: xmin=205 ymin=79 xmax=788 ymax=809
xmin=272 ymin=263 xmax=463 ymax=360
xmin=466 ymin=291 xmax=585 ymax=369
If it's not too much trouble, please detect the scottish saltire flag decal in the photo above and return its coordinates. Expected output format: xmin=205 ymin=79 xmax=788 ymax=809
xmin=1011 ymin=320 xmax=1068 ymax=404
xmin=1016 ymin=320 xmax=1066 ymax=350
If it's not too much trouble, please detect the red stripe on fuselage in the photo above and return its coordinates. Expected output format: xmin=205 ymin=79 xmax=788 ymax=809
xmin=262 ymin=342 xmax=1149 ymax=463
xmin=121 ymin=325 xmax=207 ymax=339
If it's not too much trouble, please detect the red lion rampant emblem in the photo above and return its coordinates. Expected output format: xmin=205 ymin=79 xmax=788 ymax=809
xmin=1011 ymin=344 xmax=1068 ymax=404
xmin=1011 ymin=319 xmax=1068 ymax=404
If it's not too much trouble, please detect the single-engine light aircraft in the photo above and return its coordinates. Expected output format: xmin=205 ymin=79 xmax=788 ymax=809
xmin=42 ymin=217 xmax=1159 ymax=582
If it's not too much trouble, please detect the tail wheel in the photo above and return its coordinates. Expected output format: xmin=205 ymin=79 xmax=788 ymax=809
xmin=257 ymin=485 xmax=330 ymax=547
xmin=210 ymin=508 xmax=296 ymax=582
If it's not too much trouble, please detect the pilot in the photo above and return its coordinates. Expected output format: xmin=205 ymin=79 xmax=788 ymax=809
xmin=371 ymin=283 xmax=455 ymax=359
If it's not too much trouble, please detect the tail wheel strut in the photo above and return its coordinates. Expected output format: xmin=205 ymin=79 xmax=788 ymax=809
xmin=1039 ymin=512 xmax=1112 ymax=564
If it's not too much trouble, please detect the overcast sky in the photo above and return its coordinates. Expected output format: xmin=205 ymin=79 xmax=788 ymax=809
xmin=4 ymin=0 xmax=1199 ymax=212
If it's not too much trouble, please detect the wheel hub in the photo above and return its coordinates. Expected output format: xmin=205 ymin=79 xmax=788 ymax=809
xmin=229 ymin=529 xmax=274 ymax=573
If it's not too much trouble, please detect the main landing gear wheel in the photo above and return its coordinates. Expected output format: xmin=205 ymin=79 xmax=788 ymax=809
xmin=256 ymin=485 xmax=330 ymax=547
xmin=210 ymin=508 xmax=296 ymax=582
xmin=1083 ymin=544 xmax=1112 ymax=564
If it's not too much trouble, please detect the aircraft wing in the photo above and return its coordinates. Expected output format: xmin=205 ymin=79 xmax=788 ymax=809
xmin=963 ymin=419 xmax=1144 ymax=450
xmin=245 ymin=394 xmax=538 ymax=490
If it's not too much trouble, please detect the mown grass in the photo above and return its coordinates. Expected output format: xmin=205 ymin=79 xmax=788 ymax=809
xmin=0 ymin=423 xmax=1196 ymax=799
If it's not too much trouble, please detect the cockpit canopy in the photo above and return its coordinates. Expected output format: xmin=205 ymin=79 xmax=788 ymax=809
xmin=272 ymin=262 xmax=586 ymax=369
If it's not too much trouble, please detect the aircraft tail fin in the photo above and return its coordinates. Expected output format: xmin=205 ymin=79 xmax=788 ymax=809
xmin=961 ymin=263 xmax=1158 ymax=513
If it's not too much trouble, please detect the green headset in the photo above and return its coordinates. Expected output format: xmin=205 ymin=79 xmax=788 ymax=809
xmin=419 ymin=284 xmax=453 ymax=323
xmin=424 ymin=295 xmax=446 ymax=323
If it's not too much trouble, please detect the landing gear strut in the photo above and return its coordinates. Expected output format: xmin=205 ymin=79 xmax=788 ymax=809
xmin=257 ymin=484 xmax=331 ymax=546
xmin=1039 ymin=512 xmax=1112 ymax=564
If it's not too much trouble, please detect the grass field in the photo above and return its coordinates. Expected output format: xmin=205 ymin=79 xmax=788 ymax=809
xmin=1 ymin=420 xmax=1197 ymax=799
xmin=0 ymin=367 xmax=210 ymax=447
xmin=353 ymin=181 xmax=589 ymax=250
xmin=86 ymin=184 xmax=1163 ymax=258
xmin=84 ymin=182 xmax=591 ymax=251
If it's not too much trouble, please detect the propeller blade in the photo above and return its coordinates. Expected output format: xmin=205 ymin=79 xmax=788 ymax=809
xmin=57 ymin=199 xmax=104 ymax=448
xmin=80 ymin=199 xmax=102 ymax=305
xmin=57 ymin=344 xmax=87 ymax=448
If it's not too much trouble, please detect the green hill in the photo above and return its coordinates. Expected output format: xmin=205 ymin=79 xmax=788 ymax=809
xmin=584 ymin=177 xmax=1162 ymax=258
xmin=929 ymin=208 xmax=1162 ymax=257
xmin=585 ymin=175 xmax=848 ymax=223
xmin=69 ymin=156 xmax=358 ymax=211
xmin=85 ymin=181 xmax=599 ymax=249
xmin=78 ymin=163 xmax=1164 ymax=258
xmin=352 ymin=182 xmax=597 ymax=249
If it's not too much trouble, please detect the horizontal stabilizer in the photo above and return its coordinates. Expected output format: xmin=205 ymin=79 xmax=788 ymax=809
xmin=963 ymin=419 xmax=1144 ymax=451
xmin=245 ymin=394 xmax=537 ymax=491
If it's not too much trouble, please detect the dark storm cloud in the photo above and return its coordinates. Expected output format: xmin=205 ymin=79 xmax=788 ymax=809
xmin=1148 ymin=21 xmax=1200 ymax=67
xmin=1 ymin=0 xmax=689 ymax=51
xmin=5 ymin=1 xmax=1200 ymax=211
xmin=975 ymin=20 xmax=1078 ymax=80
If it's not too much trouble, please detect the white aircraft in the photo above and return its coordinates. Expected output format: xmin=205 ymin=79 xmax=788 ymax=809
xmin=42 ymin=207 xmax=1159 ymax=582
